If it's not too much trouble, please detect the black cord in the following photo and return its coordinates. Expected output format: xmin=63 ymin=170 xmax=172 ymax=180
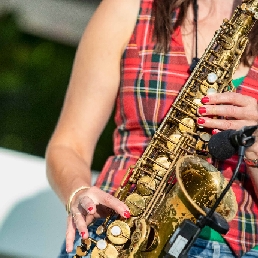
xmin=178 ymin=146 xmax=246 ymax=258
xmin=193 ymin=0 xmax=198 ymax=59
xmin=189 ymin=0 xmax=199 ymax=72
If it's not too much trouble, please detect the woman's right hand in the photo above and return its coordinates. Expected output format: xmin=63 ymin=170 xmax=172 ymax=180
xmin=65 ymin=186 xmax=131 ymax=253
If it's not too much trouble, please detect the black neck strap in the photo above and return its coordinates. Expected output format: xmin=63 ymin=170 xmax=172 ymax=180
xmin=189 ymin=0 xmax=199 ymax=72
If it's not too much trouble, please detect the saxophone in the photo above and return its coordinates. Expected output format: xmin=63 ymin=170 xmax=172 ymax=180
xmin=74 ymin=1 xmax=258 ymax=257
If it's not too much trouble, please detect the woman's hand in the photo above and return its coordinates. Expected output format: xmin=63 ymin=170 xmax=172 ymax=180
xmin=197 ymin=91 xmax=258 ymax=158
xmin=66 ymin=186 xmax=130 ymax=253
xmin=197 ymin=92 xmax=258 ymax=130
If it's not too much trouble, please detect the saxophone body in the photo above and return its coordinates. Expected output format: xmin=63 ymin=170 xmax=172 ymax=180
xmin=74 ymin=1 xmax=258 ymax=257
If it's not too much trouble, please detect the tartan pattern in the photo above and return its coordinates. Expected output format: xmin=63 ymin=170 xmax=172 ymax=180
xmin=223 ymin=59 xmax=258 ymax=256
xmin=95 ymin=0 xmax=258 ymax=256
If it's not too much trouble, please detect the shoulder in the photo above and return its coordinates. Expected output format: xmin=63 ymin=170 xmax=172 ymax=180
xmin=89 ymin=0 xmax=141 ymax=33
xmin=96 ymin=0 xmax=141 ymax=15
xmin=81 ymin=0 xmax=141 ymax=54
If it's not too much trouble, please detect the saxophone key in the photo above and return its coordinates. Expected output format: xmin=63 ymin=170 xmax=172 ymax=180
xmin=200 ymin=80 xmax=218 ymax=95
xmin=91 ymin=241 xmax=119 ymax=258
xmin=199 ymin=132 xmax=211 ymax=142
xmin=82 ymin=238 xmax=92 ymax=250
xmin=195 ymin=139 xmax=205 ymax=152
xmin=107 ymin=220 xmax=131 ymax=245
xmin=207 ymin=87 xmax=217 ymax=95
xmin=96 ymin=239 xmax=108 ymax=250
xmin=153 ymin=155 xmax=171 ymax=177
xmin=179 ymin=117 xmax=195 ymax=133
xmin=167 ymin=133 xmax=181 ymax=151
xmin=96 ymin=225 xmax=105 ymax=235
xmin=75 ymin=245 xmax=87 ymax=256
xmin=124 ymin=193 xmax=146 ymax=216
xmin=137 ymin=176 xmax=156 ymax=195
xmin=191 ymin=98 xmax=202 ymax=114
xmin=207 ymin=72 xmax=218 ymax=83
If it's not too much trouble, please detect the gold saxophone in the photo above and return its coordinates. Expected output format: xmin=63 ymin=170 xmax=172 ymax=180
xmin=74 ymin=1 xmax=258 ymax=257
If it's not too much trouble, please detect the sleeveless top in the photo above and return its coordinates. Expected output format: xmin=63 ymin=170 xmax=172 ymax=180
xmin=95 ymin=0 xmax=258 ymax=256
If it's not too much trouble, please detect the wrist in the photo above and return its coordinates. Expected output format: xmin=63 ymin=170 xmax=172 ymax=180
xmin=66 ymin=186 xmax=90 ymax=214
xmin=244 ymin=156 xmax=258 ymax=168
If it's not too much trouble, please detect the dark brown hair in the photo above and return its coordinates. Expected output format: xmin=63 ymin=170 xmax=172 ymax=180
xmin=152 ymin=0 xmax=258 ymax=67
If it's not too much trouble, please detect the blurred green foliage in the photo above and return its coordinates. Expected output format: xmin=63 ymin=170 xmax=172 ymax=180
xmin=0 ymin=12 xmax=115 ymax=171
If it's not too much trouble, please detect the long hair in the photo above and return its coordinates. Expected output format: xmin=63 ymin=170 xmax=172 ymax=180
xmin=152 ymin=0 xmax=258 ymax=67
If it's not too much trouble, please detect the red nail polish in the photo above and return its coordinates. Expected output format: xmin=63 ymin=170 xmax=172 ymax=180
xmin=197 ymin=118 xmax=205 ymax=124
xmin=206 ymin=157 xmax=212 ymax=164
xmin=201 ymin=97 xmax=210 ymax=104
xmin=88 ymin=207 xmax=93 ymax=212
xmin=124 ymin=211 xmax=131 ymax=219
xmin=198 ymin=107 xmax=206 ymax=115
xmin=212 ymin=129 xmax=219 ymax=135
xmin=81 ymin=232 xmax=85 ymax=238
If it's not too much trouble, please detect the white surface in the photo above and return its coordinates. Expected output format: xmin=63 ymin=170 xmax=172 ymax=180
xmin=0 ymin=1 xmax=99 ymax=256
xmin=0 ymin=0 xmax=98 ymax=46
xmin=0 ymin=148 xmax=98 ymax=258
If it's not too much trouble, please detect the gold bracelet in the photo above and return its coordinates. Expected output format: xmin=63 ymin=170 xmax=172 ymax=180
xmin=66 ymin=186 xmax=90 ymax=214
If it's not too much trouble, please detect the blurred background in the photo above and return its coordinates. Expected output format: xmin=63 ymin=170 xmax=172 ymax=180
xmin=0 ymin=0 xmax=115 ymax=257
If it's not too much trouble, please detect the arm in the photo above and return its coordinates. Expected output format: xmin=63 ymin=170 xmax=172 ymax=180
xmin=45 ymin=0 xmax=140 ymax=251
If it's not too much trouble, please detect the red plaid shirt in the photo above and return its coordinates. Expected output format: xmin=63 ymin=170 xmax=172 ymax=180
xmin=95 ymin=0 xmax=258 ymax=256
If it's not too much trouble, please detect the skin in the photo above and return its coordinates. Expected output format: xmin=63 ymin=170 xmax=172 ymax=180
xmin=197 ymin=92 xmax=258 ymax=197
xmin=45 ymin=0 xmax=258 ymax=253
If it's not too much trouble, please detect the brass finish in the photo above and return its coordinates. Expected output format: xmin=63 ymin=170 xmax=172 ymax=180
xmin=153 ymin=156 xmax=171 ymax=176
xmin=125 ymin=193 xmax=146 ymax=217
xmin=96 ymin=225 xmax=104 ymax=235
xmin=199 ymin=132 xmax=211 ymax=142
xmin=179 ymin=118 xmax=195 ymax=133
xmin=82 ymin=239 xmax=92 ymax=250
xmin=91 ymin=243 xmax=119 ymax=258
xmin=73 ymin=1 xmax=258 ymax=257
xmin=137 ymin=176 xmax=156 ymax=195
xmin=167 ymin=134 xmax=181 ymax=152
xmin=76 ymin=246 xmax=87 ymax=256
xmin=107 ymin=221 xmax=131 ymax=245
xmin=176 ymin=156 xmax=237 ymax=221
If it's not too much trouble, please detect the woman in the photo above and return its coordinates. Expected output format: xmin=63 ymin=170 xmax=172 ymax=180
xmin=46 ymin=0 xmax=258 ymax=257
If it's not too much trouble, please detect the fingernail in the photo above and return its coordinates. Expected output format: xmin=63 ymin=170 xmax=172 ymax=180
xmin=197 ymin=118 xmax=205 ymax=125
xmin=206 ymin=157 xmax=212 ymax=164
xmin=81 ymin=232 xmax=85 ymax=238
xmin=201 ymin=97 xmax=210 ymax=104
xmin=212 ymin=129 xmax=219 ymax=135
xmin=198 ymin=107 xmax=206 ymax=115
xmin=123 ymin=211 xmax=131 ymax=218
xmin=88 ymin=207 xmax=93 ymax=212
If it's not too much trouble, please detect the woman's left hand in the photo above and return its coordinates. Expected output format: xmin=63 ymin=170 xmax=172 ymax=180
xmin=197 ymin=91 xmax=258 ymax=158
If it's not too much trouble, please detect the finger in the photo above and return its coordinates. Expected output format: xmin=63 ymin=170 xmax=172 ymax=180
xmin=66 ymin=215 xmax=76 ymax=253
xmin=198 ymin=104 xmax=258 ymax=121
xmin=72 ymin=212 xmax=89 ymax=239
xmin=79 ymin=195 xmax=96 ymax=215
xmin=85 ymin=213 xmax=95 ymax=227
xmin=197 ymin=117 xmax=257 ymax=131
xmin=212 ymin=128 xmax=221 ymax=135
xmin=201 ymin=92 xmax=257 ymax=107
xmin=82 ymin=186 xmax=131 ymax=219
xmin=98 ymin=191 xmax=131 ymax=219
xmin=254 ymin=129 xmax=258 ymax=137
